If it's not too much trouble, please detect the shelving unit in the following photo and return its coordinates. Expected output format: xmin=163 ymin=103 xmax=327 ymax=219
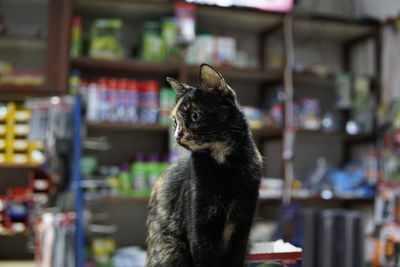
xmin=86 ymin=121 xmax=170 ymax=132
xmin=0 ymin=84 xmax=46 ymax=96
xmin=0 ymin=164 xmax=39 ymax=169
xmin=0 ymin=36 xmax=46 ymax=49
xmin=10 ymin=0 xmax=380 ymax=264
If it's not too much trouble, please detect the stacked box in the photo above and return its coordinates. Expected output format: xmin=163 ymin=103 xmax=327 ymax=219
xmin=0 ymin=102 xmax=44 ymax=166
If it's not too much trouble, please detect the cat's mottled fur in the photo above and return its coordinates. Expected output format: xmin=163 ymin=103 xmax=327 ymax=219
xmin=146 ymin=64 xmax=262 ymax=267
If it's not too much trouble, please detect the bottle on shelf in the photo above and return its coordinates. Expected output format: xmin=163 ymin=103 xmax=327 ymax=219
xmin=97 ymin=77 xmax=108 ymax=122
xmin=115 ymin=79 xmax=128 ymax=122
xmin=126 ymin=80 xmax=140 ymax=123
xmin=131 ymin=154 xmax=149 ymax=197
xmin=139 ymin=81 xmax=159 ymax=124
xmin=70 ymin=15 xmax=82 ymax=58
xmin=107 ymin=78 xmax=119 ymax=122
xmin=86 ymin=82 xmax=99 ymax=122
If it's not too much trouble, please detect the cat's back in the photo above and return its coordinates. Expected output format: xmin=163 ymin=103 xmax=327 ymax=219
xmin=148 ymin=156 xmax=192 ymax=217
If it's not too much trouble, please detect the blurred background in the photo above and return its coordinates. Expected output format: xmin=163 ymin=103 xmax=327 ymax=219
xmin=0 ymin=0 xmax=400 ymax=266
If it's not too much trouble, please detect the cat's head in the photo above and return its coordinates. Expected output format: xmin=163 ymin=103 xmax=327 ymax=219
xmin=167 ymin=64 xmax=246 ymax=162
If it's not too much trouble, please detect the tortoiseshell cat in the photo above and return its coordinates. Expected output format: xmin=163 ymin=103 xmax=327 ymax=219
xmin=146 ymin=64 xmax=262 ymax=267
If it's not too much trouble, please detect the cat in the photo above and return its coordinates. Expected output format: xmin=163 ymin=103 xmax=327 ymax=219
xmin=146 ymin=64 xmax=262 ymax=267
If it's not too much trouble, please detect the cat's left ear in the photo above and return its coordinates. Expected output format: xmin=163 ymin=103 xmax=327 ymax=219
xmin=166 ymin=77 xmax=190 ymax=95
xmin=199 ymin=64 xmax=228 ymax=94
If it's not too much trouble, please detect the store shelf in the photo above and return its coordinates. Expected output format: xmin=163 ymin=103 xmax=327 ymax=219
xmin=259 ymin=196 xmax=374 ymax=204
xmin=297 ymin=130 xmax=375 ymax=142
xmin=252 ymin=128 xmax=282 ymax=139
xmin=186 ymin=64 xmax=282 ymax=83
xmin=0 ymin=261 xmax=36 ymax=267
xmin=86 ymin=123 xmax=373 ymax=143
xmin=293 ymin=14 xmax=378 ymax=42
xmin=97 ymin=195 xmax=373 ymax=205
xmin=75 ymin=0 xmax=378 ymax=41
xmin=0 ymin=163 xmax=39 ymax=169
xmin=293 ymin=71 xmax=335 ymax=87
xmin=71 ymin=57 xmax=376 ymax=88
xmin=86 ymin=121 xmax=169 ymax=132
xmin=98 ymin=196 xmax=150 ymax=202
xmin=72 ymin=57 xmax=282 ymax=83
xmin=292 ymin=196 xmax=375 ymax=203
xmin=0 ymin=84 xmax=45 ymax=96
xmin=0 ymin=35 xmax=46 ymax=49
xmin=71 ymin=57 xmax=181 ymax=75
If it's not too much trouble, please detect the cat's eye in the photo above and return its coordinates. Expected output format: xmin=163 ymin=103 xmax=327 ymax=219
xmin=191 ymin=112 xmax=201 ymax=122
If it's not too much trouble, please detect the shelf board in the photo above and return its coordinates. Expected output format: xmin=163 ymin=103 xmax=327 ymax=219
xmin=293 ymin=14 xmax=379 ymax=42
xmin=292 ymin=196 xmax=375 ymax=204
xmin=293 ymin=71 xmax=335 ymax=87
xmin=72 ymin=57 xmax=282 ymax=82
xmin=99 ymin=196 xmax=150 ymax=202
xmin=0 ymin=84 xmax=46 ymax=96
xmin=71 ymin=57 xmax=373 ymax=87
xmin=0 ymin=35 xmax=46 ymax=49
xmin=71 ymin=57 xmax=181 ymax=75
xmin=75 ymin=0 xmax=173 ymax=20
xmin=86 ymin=121 xmax=169 ymax=132
xmin=297 ymin=130 xmax=375 ymax=142
xmin=98 ymin=196 xmax=373 ymax=205
xmin=0 ymin=163 xmax=39 ymax=169
xmin=186 ymin=64 xmax=282 ymax=83
xmin=252 ymin=128 xmax=282 ymax=139
xmin=87 ymin=122 xmax=283 ymax=139
xmin=86 ymin=123 xmax=374 ymax=143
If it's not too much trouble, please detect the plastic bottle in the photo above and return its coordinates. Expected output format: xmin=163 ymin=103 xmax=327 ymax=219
xmin=87 ymin=82 xmax=99 ymax=121
xmin=97 ymin=77 xmax=108 ymax=121
xmin=140 ymin=81 xmax=159 ymax=123
xmin=68 ymin=69 xmax=81 ymax=95
xmin=159 ymin=87 xmax=176 ymax=125
xmin=147 ymin=154 xmax=160 ymax=190
xmin=126 ymin=80 xmax=140 ymax=122
xmin=118 ymin=164 xmax=131 ymax=197
xmin=79 ymin=80 xmax=88 ymax=106
xmin=116 ymin=79 xmax=128 ymax=121
xmin=131 ymin=154 xmax=149 ymax=197
xmin=141 ymin=21 xmax=165 ymax=62
xmin=70 ymin=16 xmax=82 ymax=58
xmin=107 ymin=78 xmax=118 ymax=121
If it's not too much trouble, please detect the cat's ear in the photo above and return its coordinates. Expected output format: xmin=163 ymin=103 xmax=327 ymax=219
xmin=199 ymin=64 xmax=228 ymax=94
xmin=166 ymin=77 xmax=189 ymax=95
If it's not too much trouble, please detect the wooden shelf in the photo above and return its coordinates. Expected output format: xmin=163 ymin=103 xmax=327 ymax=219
xmin=98 ymin=195 xmax=373 ymax=205
xmin=293 ymin=14 xmax=378 ymax=42
xmin=86 ymin=123 xmax=374 ymax=143
xmin=99 ymin=196 xmax=150 ymax=202
xmin=0 ymin=84 xmax=46 ymax=95
xmin=86 ymin=121 xmax=169 ymax=132
xmin=71 ymin=57 xmax=375 ymax=87
xmin=72 ymin=57 xmax=282 ymax=82
xmin=0 ymin=163 xmax=39 ymax=169
xmin=252 ymin=128 xmax=282 ymax=139
xmin=0 ymin=35 xmax=46 ymax=49
xmin=293 ymin=196 xmax=374 ymax=202
xmin=71 ymin=57 xmax=181 ymax=75
xmin=186 ymin=64 xmax=282 ymax=83
xmin=297 ymin=130 xmax=375 ymax=142
xmin=87 ymin=122 xmax=284 ymax=139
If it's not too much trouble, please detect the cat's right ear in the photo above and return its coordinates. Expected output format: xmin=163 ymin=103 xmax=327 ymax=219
xmin=166 ymin=77 xmax=188 ymax=95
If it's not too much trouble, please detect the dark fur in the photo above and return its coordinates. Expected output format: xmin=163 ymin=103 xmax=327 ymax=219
xmin=146 ymin=64 xmax=262 ymax=267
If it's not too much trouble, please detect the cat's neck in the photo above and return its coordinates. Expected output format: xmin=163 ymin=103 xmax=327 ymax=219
xmin=191 ymin=129 xmax=256 ymax=166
